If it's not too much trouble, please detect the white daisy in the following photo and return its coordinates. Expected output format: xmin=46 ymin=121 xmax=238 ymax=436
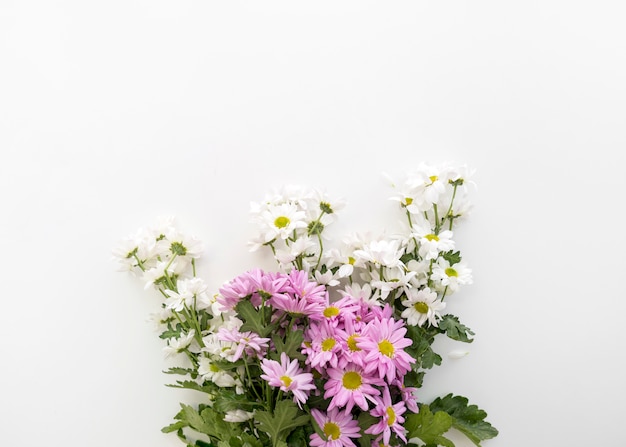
xmin=411 ymin=225 xmax=455 ymax=261
xmin=163 ymin=330 xmax=196 ymax=358
xmin=401 ymin=287 xmax=445 ymax=327
xmin=224 ymin=409 xmax=255 ymax=422
xmin=258 ymin=203 xmax=307 ymax=242
xmin=431 ymin=258 xmax=472 ymax=293
xmin=353 ymin=239 xmax=404 ymax=268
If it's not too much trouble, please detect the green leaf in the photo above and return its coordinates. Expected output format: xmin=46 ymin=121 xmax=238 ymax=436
xmin=271 ymin=330 xmax=305 ymax=361
xmin=235 ymin=301 xmax=274 ymax=337
xmin=199 ymin=407 xmax=242 ymax=440
xmin=160 ymin=323 xmax=183 ymax=339
xmin=254 ymin=400 xmax=310 ymax=444
xmin=405 ymin=404 xmax=455 ymax=447
xmin=164 ymin=366 xmax=197 ymax=377
xmin=161 ymin=420 xmax=187 ymax=433
xmin=213 ymin=390 xmax=258 ymax=413
xmin=441 ymin=250 xmax=462 ymax=266
xmin=167 ymin=380 xmax=216 ymax=394
xmin=429 ymin=394 xmax=499 ymax=446
xmin=180 ymin=404 xmax=213 ymax=435
xmin=438 ymin=315 xmax=474 ymax=343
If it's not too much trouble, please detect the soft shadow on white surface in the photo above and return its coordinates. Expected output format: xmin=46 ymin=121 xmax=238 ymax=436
xmin=1 ymin=2 xmax=625 ymax=446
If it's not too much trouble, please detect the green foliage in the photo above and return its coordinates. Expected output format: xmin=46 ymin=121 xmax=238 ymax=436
xmin=167 ymin=380 xmax=216 ymax=395
xmin=438 ymin=315 xmax=474 ymax=343
xmin=429 ymin=394 xmax=499 ymax=446
xmin=254 ymin=400 xmax=310 ymax=447
xmin=235 ymin=301 xmax=274 ymax=337
xmin=405 ymin=404 xmax=454 ymax=447
xmin=441 ymin=250 xmax=462 ymax=266
xmin=270 ymin=329 xmax=305 ymax=361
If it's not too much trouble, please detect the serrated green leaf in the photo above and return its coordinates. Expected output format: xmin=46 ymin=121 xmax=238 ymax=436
xmin=235 ymin=301 xmax=274 ymax=337
xmin=441 ymin=250 xmax=462 ymax=266
xmin=254 ymin=400 xmax=309 ymax=444
xmin=181 ymin=404 xmax=213 ymax=435
xmin=213 ymin=389 xmax=258 ymax=413
xmin=161 ymin=420 xmax=187 ymax=433
xmin=271 ymin=330 xmax=305 ymax=361
xmin=167 ymin=380 xmax=216 ymax=394
xmin=199 ymin=407 xmax=242 ymax=440
xmin=429 ymin=394 xmax=499 ymax=446
xmin=164 ymin=366 xmax=197 ymax=377
xmin=439 ymin=315 xmax=474 ymax=343
xmin=160 ymin=323 xmax=183 ymax=339
xmin=405 ymin=404 xmax=455 ymax=447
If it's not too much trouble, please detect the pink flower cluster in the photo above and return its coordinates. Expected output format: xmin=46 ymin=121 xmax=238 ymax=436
xmin=216 ymin=269 xmax=419 ymax=447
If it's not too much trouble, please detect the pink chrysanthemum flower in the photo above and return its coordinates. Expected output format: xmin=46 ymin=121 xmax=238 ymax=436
xmin=365 ymin=386 xmax=407 ymax=444
xmin=217 ymin=327 xmax=270 ymax=361
xmin=393 ymin=379 xmax=419 ymax=414
xmin=318 ymin=296 xmax=361 ymax=325
xmin=310 ymin=407 xmax=361 ymax=447
xmin=260 ymin=353 xmax=316 ymax=408
xmin=324 ymin=365 xmax=383 ymax=412
xmin=246 ymin=269 xmax=290 ymax=306
xmin=359 ymin=317 xmax=415 ymax=382
xmin=337 ymin=317 xmax=365 ymax=369
xmin=286 ymin=269 xmax=328 ymax=304
xmin=303 ymin=320 xmax=345 ymax=370
xmin=217 ymin=273 xmax=256 ymax=310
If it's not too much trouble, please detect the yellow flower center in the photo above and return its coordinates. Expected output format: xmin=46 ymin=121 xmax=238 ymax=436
xmin=342 ymin=371 xmax=362 ymax=390
xmin=280 ymin=375 xmax=292 ymax=387
xmin=323 ymin=422 xmax=341 ymax=440
xmin=404 ymin=197 xmax=413 ymax=206
xmin=429 ymin=175 xmax=438 ymax=184
xmin=274 ymin=216 xmax=290 ymax=229
xmin=445 ymin=267 xmax=458 ymax=277
xmin=322 ymin=338 xmax=336 ymax=351
xmin=425 ymin=234 xmax=439 ymax=242
xmin=414 ymin=302 xmax=429 ymax=314
xmin=210 ymin=364 xmax=220 ymax=373
xmin=378 ymin=340 xmax=395 ymax=357
xmin=347 ymin=334 xmax=361 ymax=352
xmin=348 ymin=256 xmax=355 ymax=265
xmin=323 ymin=306 xmax=340 ymax=318
xmin=386 ymin=406 xmax=396 ymax=426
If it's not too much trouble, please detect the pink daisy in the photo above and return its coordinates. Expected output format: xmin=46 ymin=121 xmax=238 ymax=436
xmin=303 ymin=319 xmax=345 ymax=370
xmin=324 ymin=365 xmax=383 ymax=412
xmin=310 ymin=407 xmax=361 ymax=447
xmin=365 ymin=386 xmax=407 ymax=444
xmin=217 ymin=273 xmax=256 ymax=310
xmin=217 ymin=327 xmax=270 ymax=361
xmin=260 ymin=353 xmax=316 ymax=408
xmin=359 ymin=317 xmax=415 ymax=382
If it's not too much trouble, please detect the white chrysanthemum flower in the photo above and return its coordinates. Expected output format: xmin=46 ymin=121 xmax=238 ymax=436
xmin=353 ymin=239 xmax=404 ymax=268
xmin=224 ymin=409 xmax=255 ymax=422
xmin=371 ymin=267 xmax=417 ymax=300
xmin=142 ymin=260 xmax=179 ymax=290
xmin=165 ymin=227 xmax=204 ymax=259
xmin=314 ymin=269 xmax=339 ymax=287
xmin=401 ymin=287 xmax=445 ymax=327
xmin=197 ymin=356 xmax=238 ymax=387
xmin=258 ymin=203 xmax=307 ymax=242
xmin=411 ymin=226 xmax=455 ymax=261
xmin=339 ymin=283 xmax=382 ymax=307
xmin=164 ymin=277 xmax=209 ymax=311
xmin=163 ymin=330 xmax=196 ymax=358
xmin=275 ymin=236 xmax=316 ymax=265
xmin=147 ymin=307 xmax=174 ymax=332
xmin=406 ymin=259 xmax=430 ymax=287
xmin=431 ymin=259 xmax=472 ymax=293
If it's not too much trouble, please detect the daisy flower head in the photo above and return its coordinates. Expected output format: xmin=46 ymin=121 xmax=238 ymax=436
xmin=217 ymin=327 xmax=270 ymax=361
xmin=365 ymin=385 xmax=407 ymax=444
xmin=430 ymin=258 xmax=472 ymax=294
xmin=163 ymin=330 xmax=196 ymax=359
xmin=303 ymin=319 xmax=345 ymax=370
xmin=164 ymin=277 xmax=208 ymax=312
xmin=353 ymin=239 xmax=404 ymax=269
xmin=258 ymin=202 xmax=308 ymax=243
xmin=310 ymin=407 xmax=361 ymax=447
xmin=324 ymin=365 xmax=383 ymax=413
xmin=400 ymin=286 xmax=445 ymax=327
xmin=411 ymin=225 xmax=455 ymax=261
xmin=359 ymin=317 xmax=415 ymax=382
xmin=260 ymin=353 xmax=316 ymax=408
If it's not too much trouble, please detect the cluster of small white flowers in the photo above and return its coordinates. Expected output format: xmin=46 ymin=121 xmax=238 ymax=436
xmin=248 ymin=185 xmax=345 ymax=278
xmin=114 ymin=217 xmax=249 ymax=392
xmin=250 ymin=163 xmax=475 ymax=329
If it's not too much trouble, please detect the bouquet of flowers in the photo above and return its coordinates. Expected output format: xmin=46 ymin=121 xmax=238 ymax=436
xmin=114 ymin=163 xmax=498 ymax=447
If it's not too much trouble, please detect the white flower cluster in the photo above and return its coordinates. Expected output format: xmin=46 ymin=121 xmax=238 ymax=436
xmin=250 ymin=163 xmax=475 ymax=328
xmin=113 ymin=217 xmax=260 ymax=397
xmin=248 ymin=185 xmax=345 ymax=281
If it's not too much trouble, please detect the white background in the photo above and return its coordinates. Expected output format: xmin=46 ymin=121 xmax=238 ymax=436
xmin=1 ymin=1 xmax=625 ymax=446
